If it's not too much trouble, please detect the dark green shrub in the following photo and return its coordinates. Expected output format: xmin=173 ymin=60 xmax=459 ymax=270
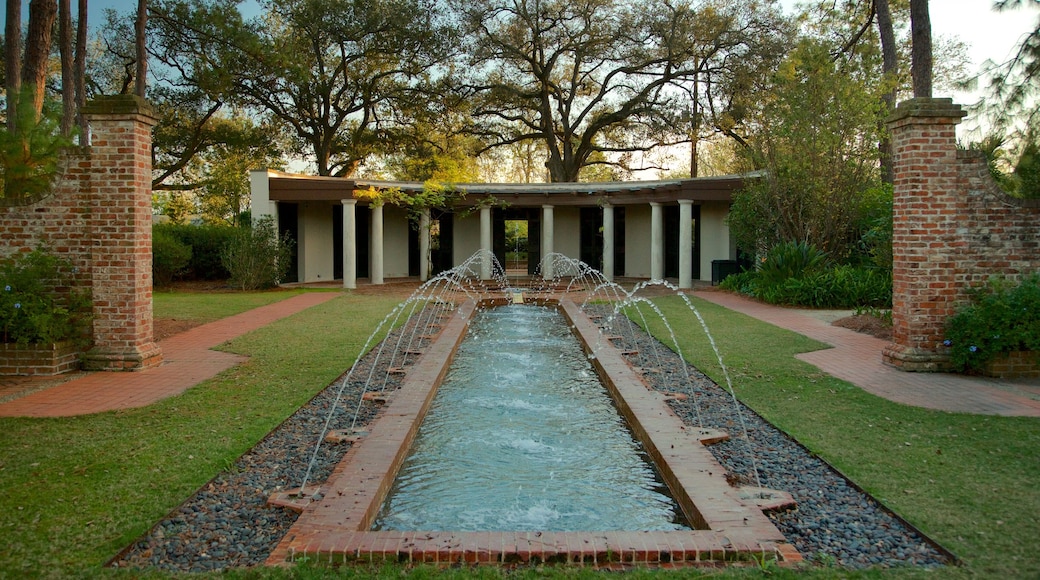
xmin=756 ymin=241 xmax=829 ymax=289
xmin=768 ymin=266 xmax=891 ymax=308
xmin=152 ymin=229 xmax=192 ymax=287
xmin=719 ymin=270 xmax=759 ymax=295
xmin=221 ymin=216 xmax=295 ymax=290
xmin=945 ymin=274 xmax=1040 ymax=372
xmin=0 ymin=249 xmax=92 ymax=345
xmin=720 ymin=248 xmax=891 ymax=309
xmin=153 ymin=223 xmax=236 ymax=280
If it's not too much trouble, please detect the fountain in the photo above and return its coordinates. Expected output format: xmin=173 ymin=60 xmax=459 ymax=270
xmin=266 ymin=251 xmax=798 ymax=567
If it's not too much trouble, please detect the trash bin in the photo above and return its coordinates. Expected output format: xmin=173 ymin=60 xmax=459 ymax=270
xmin=711 ymin=259 xmax=741 ymax=286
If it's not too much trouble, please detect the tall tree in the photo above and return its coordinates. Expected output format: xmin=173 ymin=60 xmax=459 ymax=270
xmin=22 ymin=0 xmax=58 ymax=120
xmin=5 ymin=0 xmax=22 ymax=130
xmin=95 ymin=5 xmax=282 ymax=192
xmin=75 ymin=0 xmax=88 ymax=138
xmin=136 ymin=0 xmax=147 ymax=98
xmin=148 ymin=0 xmax=453 ymax=177
xmin=987 ymin=0 xmax=1040 ymax=128
xmin=729 ymin=39 xmax=888 ymax=259
xmin=59 ymin=0 xmax=74 ymax=136
xmin=456 ymin=0 xmax=788 ymax=183
xmin=875 ymin=0 xmax=897 ymax=183
xmin=909 ymin=0 xmax=931 ymax=97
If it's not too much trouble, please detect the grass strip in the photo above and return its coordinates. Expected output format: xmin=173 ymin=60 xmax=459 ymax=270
xmin=153 ymin=288 xmax=316 ymax=324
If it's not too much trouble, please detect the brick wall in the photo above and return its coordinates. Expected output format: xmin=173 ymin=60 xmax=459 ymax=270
xmin=0 ymin=155 xmax=93 ymax=276
xmin=0 ymin=95 xmax=163 ymax=372
xmin=882 ymin=98 xmax=1040 ymax=372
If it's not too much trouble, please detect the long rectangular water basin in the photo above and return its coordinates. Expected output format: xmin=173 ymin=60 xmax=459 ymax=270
xmin=266 ymin=298 xmax=800 ymax=568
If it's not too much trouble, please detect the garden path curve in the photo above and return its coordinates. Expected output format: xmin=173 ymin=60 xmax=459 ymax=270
xmin=695 ymin=290 xmax=1040 ymax=418
xmin=0 ymin=292 xmax=339 ymax=418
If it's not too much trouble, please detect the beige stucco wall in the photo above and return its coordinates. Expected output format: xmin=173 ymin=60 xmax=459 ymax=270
xmin=382 ymin=206 xmax=411 ymax=278
xmin=297 ymin=202 xmax=335 ymax=283
xmin=624 ymin=204 xmax=652 ymax=278
xmin=699 ymin=201 xmax=734 ymax=282
xmin=249 ymin=170 xmax=276 ymax=221
xmin=549 ymin=206 xmax=582 ymax=275
xmin=453 ymin=213 xmax=481 ymax=267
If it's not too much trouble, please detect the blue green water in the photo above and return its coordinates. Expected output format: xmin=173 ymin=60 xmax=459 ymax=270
xmin=373 ymin=305 xmax=688 ymax=532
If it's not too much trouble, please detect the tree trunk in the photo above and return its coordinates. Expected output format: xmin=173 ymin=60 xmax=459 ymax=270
xmin=875 ymin=0 xmax=897 ymax=184
xmin=59 ymin=0 xmax=74 ymax=136
xmin=22 ymin=0 xmax=58 ymax=120
xmin=76 ymin=0 xmax=88 ymax=140
xmin=136 ymin=0 xmax=148 ymax=98
xmin=909 ymin=0 xmax=932 ymax=98
xmin=6 ymin=0 xmax=22 ymax=130
xmin=690 ymin=77 xmax=700 ymax=178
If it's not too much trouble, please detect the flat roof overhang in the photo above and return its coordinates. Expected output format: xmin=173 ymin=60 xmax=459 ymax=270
xmin=264 ymin=170 xmax=755 ymax=207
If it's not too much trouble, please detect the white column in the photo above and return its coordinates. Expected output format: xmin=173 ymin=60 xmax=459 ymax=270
xmin=480 ymin=205 xmax=492 ymax=279
xmin=342 ymin=199 xmax=357 ymax=289
xmin=678 ymin=200 xmax=693 ymax=289
xmin=650 ymin=202 xmax=664 ymax=281
xmin=419 ymin=208 xmax=431 ymax=282
xmin=542 ymin=204 xmax=555 ymax=280
xmin=371 ymin=203 xmax=384 ymax=285
xmin=602 ymin=203 xmax=614 ymax=281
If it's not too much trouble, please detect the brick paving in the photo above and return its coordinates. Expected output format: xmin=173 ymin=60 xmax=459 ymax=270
xmin=694 ymin=291 xmax=1040 ymax=418
xmin=0 ymin=292 xmax=340 ymax=418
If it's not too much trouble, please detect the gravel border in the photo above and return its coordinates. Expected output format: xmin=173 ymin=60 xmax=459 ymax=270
xmin=111 ymin=302 xmax=952 ymax=573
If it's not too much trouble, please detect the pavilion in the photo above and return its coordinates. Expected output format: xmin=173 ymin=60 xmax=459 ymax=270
xmin=249 ymin=169 xmax=754 ymax=288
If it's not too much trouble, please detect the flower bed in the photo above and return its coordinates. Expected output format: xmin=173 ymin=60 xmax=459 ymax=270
xmin=0 ymin=341 xmax=81 ymax=376
xmin=945 ymin=274 xmax=1040 ymax=374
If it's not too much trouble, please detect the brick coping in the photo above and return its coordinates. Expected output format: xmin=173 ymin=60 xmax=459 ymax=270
xmin=266 ymin=298 xmax=799 ymax=568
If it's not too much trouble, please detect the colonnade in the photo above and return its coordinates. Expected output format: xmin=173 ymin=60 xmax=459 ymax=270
xmin=337 ymin=201 xmax=697 ymax=289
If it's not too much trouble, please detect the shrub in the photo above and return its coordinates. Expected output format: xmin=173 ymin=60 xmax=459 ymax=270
xmin=945 ymin=274 xmax=1040 ymax=372
xmin=153 ymin=223 xmax=236 ymax=280
xmin=720 ymin=242 xmax=892 ymax=309
xmin=152 ymin=229 xmax=193 ymax=287
xmin=0 ymin=249 xmax=92 ymax=345
xmin=221 ymin=216 xmax=295 ymax=290
xmin=766 ymin=266 xmax=891 ymax=308
xmin=719 ymin=270 xmax=759 ymax=296
xmin=756 ymin=241 xmax=829 ymax=289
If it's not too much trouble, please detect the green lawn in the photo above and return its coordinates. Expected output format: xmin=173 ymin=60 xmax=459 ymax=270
xmin=153 ymin=287 xmax=316 ymax=323
xmin=0 ymin=291 xmax=1035 ymax=578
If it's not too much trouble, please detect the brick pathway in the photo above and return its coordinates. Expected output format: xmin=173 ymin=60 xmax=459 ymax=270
xmin=0 ymin=292 xmax=340 ymax=418
xmin=694 ymin=291 xmax=1040 ymax=417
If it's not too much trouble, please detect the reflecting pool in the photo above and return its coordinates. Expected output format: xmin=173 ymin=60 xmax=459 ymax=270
xmin=374 ymin=305 xmax=689 ymax=532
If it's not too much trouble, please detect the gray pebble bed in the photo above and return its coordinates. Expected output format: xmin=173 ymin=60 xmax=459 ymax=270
xmin=111 ymin=303 xmax=951 ymax=573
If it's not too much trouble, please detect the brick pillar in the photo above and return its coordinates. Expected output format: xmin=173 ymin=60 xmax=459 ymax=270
xmin=81 ymin=95 xmax=163 ymax=371
xmin=882 ymin=98 xmax=966 ymax=372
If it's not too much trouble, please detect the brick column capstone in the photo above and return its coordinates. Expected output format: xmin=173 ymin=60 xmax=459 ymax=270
xmin=81 ymin=95 xmax=163 ymax=371
xmin=882 ymin=98 xmax=967 ymax=372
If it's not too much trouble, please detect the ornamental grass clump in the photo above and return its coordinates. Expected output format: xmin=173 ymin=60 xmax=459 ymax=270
xmin=944 ymin=273 xmax=1040 ymax=372
xmin=720 ymin=241 xmax=892 ymax=308
xmin=0 ymin=249 xmax=92 ymax=346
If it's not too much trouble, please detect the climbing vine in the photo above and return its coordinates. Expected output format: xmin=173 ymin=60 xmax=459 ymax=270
xmin=353 ymin=181 xmax=507 ymax=223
